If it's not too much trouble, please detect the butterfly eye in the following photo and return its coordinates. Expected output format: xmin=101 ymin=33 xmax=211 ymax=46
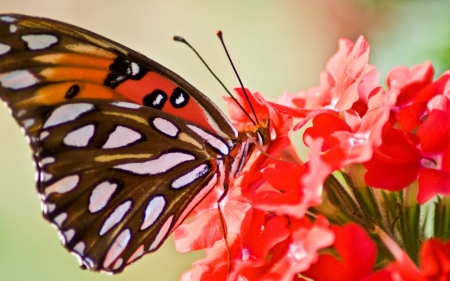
xmin=256 ymin=122 xmax=271 ymax=146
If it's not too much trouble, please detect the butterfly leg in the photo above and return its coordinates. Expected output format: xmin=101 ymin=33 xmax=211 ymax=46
xmin=217 ymin=179 xmax=231 ymax=273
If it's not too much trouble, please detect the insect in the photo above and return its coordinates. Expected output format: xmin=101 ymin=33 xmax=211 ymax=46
xmin=0 ymin=14 xmax=270 ymax=273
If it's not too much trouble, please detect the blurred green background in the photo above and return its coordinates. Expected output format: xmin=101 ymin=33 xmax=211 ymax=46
xmin=1 ymin=0 xmax=450 ymax=280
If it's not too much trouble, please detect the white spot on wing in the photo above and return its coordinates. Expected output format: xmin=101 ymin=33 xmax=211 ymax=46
xmin=64 ymin=229 xmax=75 ymax=243
xmin=40 ymin=202 xmax=47 ymax=213
xmin=103 ymin=228 xmax=131 ymax=269
xmin=71 ymin=242 xmax=86 ymax=267
xmin=43 ymin=103 xmax=94 ymax=128
xmin=149 ymin=215 xmax=173 ymax=251
xmin=89 ymin=181 xmax=117 ymax=213
xmin=84 ymin=258 xmax=94 ymax=270
xmin=113 ymin=258 xmax=123 ymax=270
xmin=41 ymin=171 xmax=53 ymax=182
xmin=129 ymin=62 xmax=139 ymax=75
xmin=171 ymin=164 xmax=210 ymax=189
xmin=63 ymin=124 xmax=95 ymax=147
xmin=16 ymin=109 xmax=26 ymax=117
xmin=0 ymin=16 xmax=16 ymax=22
xmin=140 ymin=196 xmax=166 ymax=230
xmin=175 ymin=95 xmax=185 ymax=105
xmin=152 ymin=117 xmax=178 ymax=137
xmin=40 ymin=157 xmax=55 ymax=165
xmin=47 ymin=203 xmax=56 ymax=213
xmin=22 ymin=118 xmax=34 ymax=128
xmin=115 ymin=152 xmax=194 ymax=175
xmin=188 ymin=125 xmax=229 ymax=155
xmin=73 ymin=242 xmax=85 ymax=255
xmin=44 ymin=175 xmax=79 ymax=197
xmin=112 ymin=101 xmax=141 ymax=109
xmin=21 ymin=34 xmax=58 ymax=50
xmin=103 ymin=126 xmax=141 ymax=149
xmin=153 ymin=94 xmax=163 ymax=106
xmin=53 ymin=212 xmax=67 ymax=227
xmin=25 ymin=135 xmax=32 ymax=145
xmin=0 ymin=43 xmax=11 ymax=55
xmin=99 ymin=200 xmax=132 ymax=236
xmin=40 ymin=131 xmax=50 ymax=140
xmin=0 ymin=70 xmax=38 ymax=89
xmin=9 ymin=24 xmax=17 ymax=33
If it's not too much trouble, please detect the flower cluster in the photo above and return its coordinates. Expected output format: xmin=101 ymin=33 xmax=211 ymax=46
xmin=174 ymin=36 xmax=450 ymax=280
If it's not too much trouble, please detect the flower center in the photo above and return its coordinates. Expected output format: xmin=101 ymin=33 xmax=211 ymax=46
xmin=420 ymin=155 xmax=442 ymax=169
xmin=289 ymin=243 xmax=307 ymax=261
xmin=241 ymin=248 xmax=250 ymax=261
xmin=349 ymin=136 xmax=366 ymax=146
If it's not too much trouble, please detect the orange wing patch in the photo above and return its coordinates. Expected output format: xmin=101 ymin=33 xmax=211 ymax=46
xmin=17 ymin=82 xmax=124 ymax=107
xmin=115 ymin=71 xmax=177 ymax=104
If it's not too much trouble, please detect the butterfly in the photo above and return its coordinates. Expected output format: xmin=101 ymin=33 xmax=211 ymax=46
xmin=0 ymin=14 xmax=270 ymax=273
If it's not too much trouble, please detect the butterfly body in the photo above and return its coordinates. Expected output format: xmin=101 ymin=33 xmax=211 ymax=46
xmin=0 ymin=14 xmax=268 ymax=273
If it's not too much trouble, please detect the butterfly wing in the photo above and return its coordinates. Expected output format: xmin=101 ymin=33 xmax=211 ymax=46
xmin=36 ymin=100 xmax=226 ymax=272
xmin=0 ymin=13 xmax=238 ymax=153
xmin=0 ymin=14 xmax=238 ymax=273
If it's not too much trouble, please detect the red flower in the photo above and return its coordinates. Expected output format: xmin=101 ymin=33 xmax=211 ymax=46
xmin=396 ymin=71 xmax=450 ymax=132
xmin=369 ymin=231 xmax=425 ymax=281
xmin=364 ymin=124 xmax=422 ymax=191
xmin=175 ymin=37 xmax=450 ymax=281
xmin=182 ymin=214 xmax=333 ymax=281
xmin=372 ymin=233 xmax=450 ymax=280
xmin=259 ymin=216 xmax=333 ymax=281
xmin=304 ymin=87 xmax=391 ymax=169
xmin=173 ymin=187 xmax=251 ymax=252
xmin=364 ymin=71 xmax=450 ymax=203
xmin=387 ymin=61 xmax=434 ymax=112
xmin=276 ymin=35 xmax=380 ymax=132
xmin=420 ymin=239 xmax=450 ymax=280
xmin=174 ymin=88 xmax=336 ymax=281
xmin=252 ymin=136 xmax=330 ymax=218
xmin=302 ymin=223 xmax=377 ymax=281
xmin=290 ymin=36 xmax=378 ymax=113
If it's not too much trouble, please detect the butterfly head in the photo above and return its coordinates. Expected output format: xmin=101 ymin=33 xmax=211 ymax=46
xmin=253 ymin=119 xmax=271 ymax=146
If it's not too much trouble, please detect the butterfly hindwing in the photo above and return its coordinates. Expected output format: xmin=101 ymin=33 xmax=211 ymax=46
xmin=37 ymin=100 xmax=227 ymax=272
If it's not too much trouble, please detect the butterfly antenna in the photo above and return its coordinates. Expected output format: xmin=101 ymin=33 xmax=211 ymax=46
xmin=216 ymin=30 xmax=260 ymax=125
xmin=173 ymin=36 xmax=256 ymax=125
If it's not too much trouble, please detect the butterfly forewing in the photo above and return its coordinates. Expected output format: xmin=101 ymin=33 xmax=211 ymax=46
xmin=0 ymin=14 xmax=250 ymax=273
xmin=0 ymin=14 xmax=237 ymax=145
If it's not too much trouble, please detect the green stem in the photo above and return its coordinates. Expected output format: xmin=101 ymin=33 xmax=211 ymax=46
xmin=399 ymin=183 xmax=420 ymax=265
xmin=316 ymin=174 xmax=366 ymax=226
xmin=382 ymin=191 xmax=403 ymax=242
xmin=352 ymin=187 xmax=385 ymax=230
xmin=435 ymin=196 xmax=450 ymax=240
xmin=343 ymin=164 xmax=391 ymax=234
